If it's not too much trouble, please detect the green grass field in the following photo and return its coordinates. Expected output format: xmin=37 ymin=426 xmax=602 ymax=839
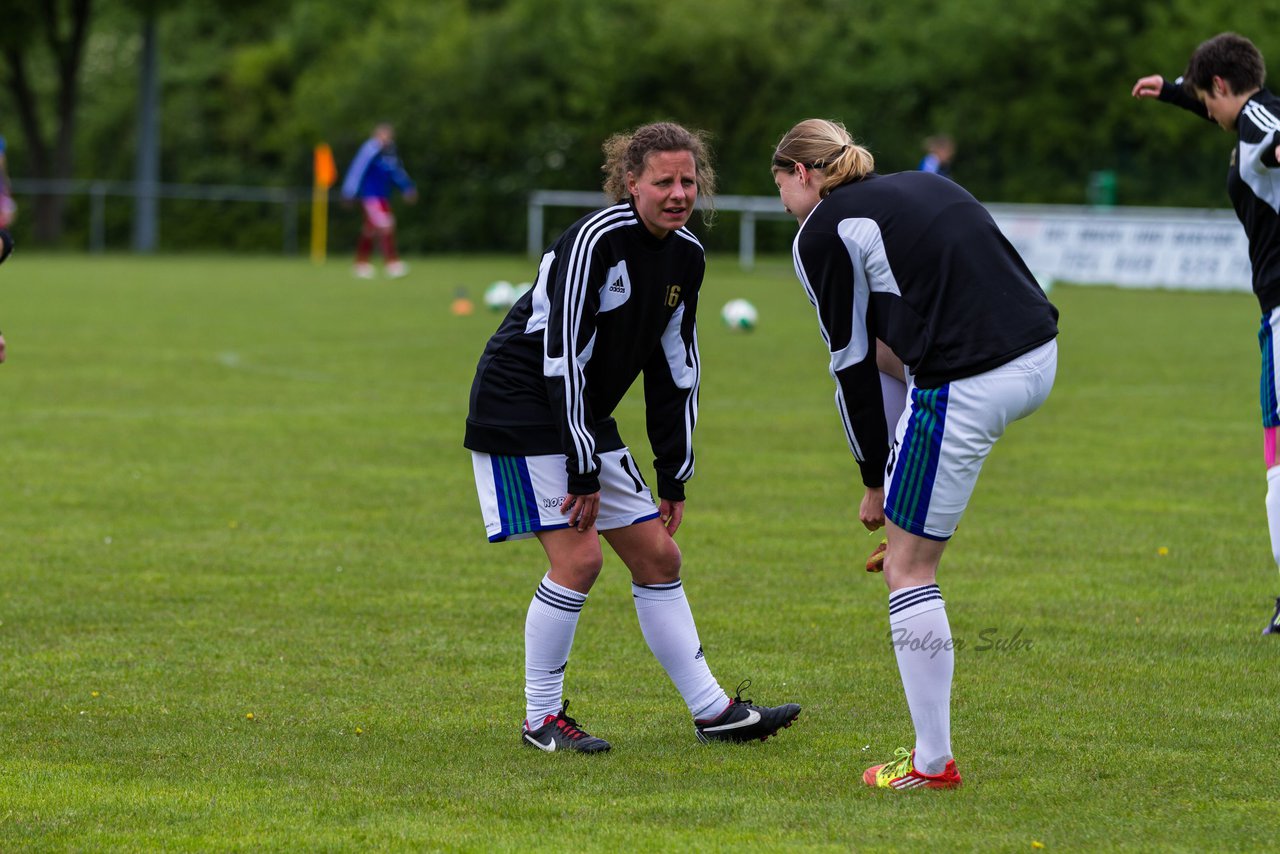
xmin=0 ymin=253 xmax=1276 ymax=851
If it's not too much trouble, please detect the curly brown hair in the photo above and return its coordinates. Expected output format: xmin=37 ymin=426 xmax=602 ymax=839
xmin=601 ymin=122 xmax=716 ymax=225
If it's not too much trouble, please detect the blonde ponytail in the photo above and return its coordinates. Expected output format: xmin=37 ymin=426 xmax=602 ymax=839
xmin=772 ymin=119 xmax=874 ymax=197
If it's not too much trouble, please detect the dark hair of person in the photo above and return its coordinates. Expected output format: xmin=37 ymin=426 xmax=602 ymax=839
xmin=1184 ymin=32 xmax=1266 ymax=95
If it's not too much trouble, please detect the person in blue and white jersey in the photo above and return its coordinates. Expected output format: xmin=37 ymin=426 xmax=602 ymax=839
xmin=917 ymin=134 xmax=954 ymax=178
xmin=340 ymin=122 xmax=416 ymax=279
xmin=1134 ymin=32 xmax=1280 ymax=635
xmin=772 ymin=118 xmax=1058 ymax=791
xmin=465 ymin=122 xmax=799 ymax=754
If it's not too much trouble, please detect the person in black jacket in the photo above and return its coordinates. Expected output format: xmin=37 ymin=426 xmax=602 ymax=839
xmin=1134 ymin=33 xmax=1280 ymax=635
xmin=772 ymin=118 xmax=1059 ymax=790
xmin=466 ymin=122 xmax=799 ymax=753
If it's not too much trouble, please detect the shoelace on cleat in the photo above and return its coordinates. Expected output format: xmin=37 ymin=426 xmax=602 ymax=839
xmin=554 ymin=702 xmax=588 ymax=739
xmin=731 ymin=678 xmax=754 ymax=707
xmin=880 ymin=747 xmax=915 ymax=781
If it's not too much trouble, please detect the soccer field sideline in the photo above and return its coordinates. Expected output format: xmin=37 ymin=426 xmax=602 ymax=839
xmin=0 ymin=254 xmax=1275 ymax=850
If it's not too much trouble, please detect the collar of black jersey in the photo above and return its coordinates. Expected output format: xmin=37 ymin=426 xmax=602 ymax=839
xmin=628 ymin=199 xmax=682 ymax=248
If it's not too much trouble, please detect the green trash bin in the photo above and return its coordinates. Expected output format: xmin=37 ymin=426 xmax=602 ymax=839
xmin=1087 ymin=170 xmax=1117 ymax=207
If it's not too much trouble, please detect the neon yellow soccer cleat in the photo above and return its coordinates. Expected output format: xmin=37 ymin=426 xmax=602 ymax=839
xmin=863 ymin=747 xmax=961 ymax=790
xmin=865 ymin=538 xmax=887 ymax=573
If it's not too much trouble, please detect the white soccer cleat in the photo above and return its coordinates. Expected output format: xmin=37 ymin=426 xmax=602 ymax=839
xmin=353 ymin=263 xmax=376 ymax=279
xmin=385 ymin=261 xmax=409 ymax=278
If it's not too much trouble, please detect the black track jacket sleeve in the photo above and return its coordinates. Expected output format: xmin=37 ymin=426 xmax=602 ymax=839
xmin=1158 ymin=77 xmax=1213 ymax=121
xmin=794 ymin=227 xmax=890 ymax=488
xmin=543 ymin=229 xmax=608 ymax=495
xmin=642 ymin=260 xmax=703 ymax=502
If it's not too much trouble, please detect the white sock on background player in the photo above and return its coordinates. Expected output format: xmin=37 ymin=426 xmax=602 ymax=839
xmin=1266 ymin=466 xmax=1280 ymax=574
xmin=632 ymin=581 xmax=730 ymax=720
xmin=889 ymin=583 xmax=953 ymax=775
xmin=524 ymin=573 xmax=587 ymax=725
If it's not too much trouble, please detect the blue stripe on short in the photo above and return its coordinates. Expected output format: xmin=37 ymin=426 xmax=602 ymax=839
xmin=489 ymin=455 xmax=542 ymax=542
xmin=886 ymin=384 xmax=949 ymax=539
xmin=1260 ymin=313 xmax=1280 ymax=428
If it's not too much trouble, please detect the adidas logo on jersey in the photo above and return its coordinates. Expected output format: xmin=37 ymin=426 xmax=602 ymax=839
xmin=598 ymin=260 xmax=632 ymax=312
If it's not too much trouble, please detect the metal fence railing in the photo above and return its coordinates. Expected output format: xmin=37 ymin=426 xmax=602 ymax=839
xmin=529 ymin=189 xmax=1250 ymax=288
xmin=527 ymin=190 xmax=793 ymax=271
xmin=8 ymin=178 xmax=308 ymax=254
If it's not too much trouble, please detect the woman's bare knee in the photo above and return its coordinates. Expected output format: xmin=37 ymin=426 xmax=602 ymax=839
xmin=539 ymin=530 xmax=604 ymax=593
xmin=629 ymin=538 xmax=681 ymax=585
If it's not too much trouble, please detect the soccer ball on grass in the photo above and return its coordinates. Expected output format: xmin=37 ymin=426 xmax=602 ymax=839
xmin=484 ymin=281 xmax=516 ymax=311
xmin=720 ymin=298 xmax=758 ymax=331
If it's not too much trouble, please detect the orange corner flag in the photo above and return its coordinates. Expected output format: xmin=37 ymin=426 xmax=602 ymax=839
xmin=314 ymin=143 xmax=337 ymax=189
xmin=311 ymin=142 xmax=336 ymax=264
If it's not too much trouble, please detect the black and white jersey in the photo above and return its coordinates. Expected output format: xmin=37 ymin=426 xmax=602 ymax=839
xmin=792 ymin=172 xmax=1059 ymax=487
xmin=1159 ymin=81 xmax=1280 ymax=311
xmin=465 ymin=202 xmax=704 ymax=501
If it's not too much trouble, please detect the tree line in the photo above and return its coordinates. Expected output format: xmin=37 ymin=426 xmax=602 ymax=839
xmin=3 ymin=0 xmax=1278 ymax=254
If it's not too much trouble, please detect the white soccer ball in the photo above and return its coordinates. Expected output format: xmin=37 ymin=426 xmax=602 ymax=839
xmin=484 ymin=280 xmax=516 ymax=311
xmin=720 ymin=298 xmax=758 ymax=331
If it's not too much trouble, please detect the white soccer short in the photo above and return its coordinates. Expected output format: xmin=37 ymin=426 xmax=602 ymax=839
xmin=361 ymin=197 xmax=394 ymax=229
xmin=885 ymin=339 xmax=1057 ymax=540
xmin=471 ymin=447 xmax=660 ymax=542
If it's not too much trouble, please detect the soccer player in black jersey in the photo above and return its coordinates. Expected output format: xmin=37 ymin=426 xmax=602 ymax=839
xmin=465 ymin=122 xmax=798 ymax=753
xmin=772 ymin=118 xmax=1059 ymax=790
xmin=1134 ymin=33 xmax=1280 ymax=635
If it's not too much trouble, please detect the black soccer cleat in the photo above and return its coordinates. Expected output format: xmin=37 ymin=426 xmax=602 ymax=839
xmin=521 ymin=701 xmax=611 ymax=754
xmin=1264 ymin=596 xmax=1280 ymax=636
xmin=694 ymin=680 xmax=801 ymax=744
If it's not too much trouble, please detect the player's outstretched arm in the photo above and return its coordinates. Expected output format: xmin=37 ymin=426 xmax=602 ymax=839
xmin=1131 ymin=75 xmax=1165 ymax=98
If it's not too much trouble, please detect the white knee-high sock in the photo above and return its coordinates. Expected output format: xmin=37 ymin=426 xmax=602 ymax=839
xmin=524 ymin=574 xmax=587 ymax=726
xmin=888 ymin=584 xmax=953 ymax=775
xmin=1265 ymin=467 xmax=1280 ymax=574
xmin=632 ymin=580 xmax=730 ymax=720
